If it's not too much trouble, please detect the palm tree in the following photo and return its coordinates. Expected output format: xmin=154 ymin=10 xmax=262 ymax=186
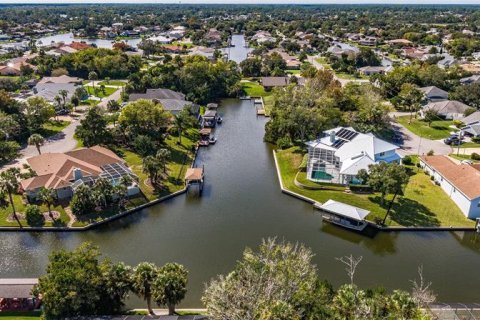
xmin=173 ymin=108 xmax=194 ymax=145
xmin=37 ymin=187 xmax=57 ymax=219
xmin=28 ymin=133 xmax=45 ymax=155
xmin=156 ymin=148 xmax=171 ymax=174
xmin=58 ymin=89 xmax=68 ymax=108
xmin=53 ymin=95 xmax=62 ymax=119
xmin=152 ymin=263 xmax=188 ymax=315
xmin=142 ymin=155 xmax=161 ymax=186
xmin=107 ymin=100 xmax=120 ymax=112
xmin=88 ymin=71 xmax=98 ymax=92
xmin=0 ymin=168 xmax=22 ymax=225
xmin=132 ymin=262 xmax=158 ymax=315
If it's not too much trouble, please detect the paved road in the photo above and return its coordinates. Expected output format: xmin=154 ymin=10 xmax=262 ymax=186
xmin=391 ymin=122 xmax=452 ymax=156
xmin=1 ymin=84 xmax=122 ymax=172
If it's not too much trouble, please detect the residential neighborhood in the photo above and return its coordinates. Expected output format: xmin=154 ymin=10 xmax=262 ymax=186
xmin=0 ymin=3 xmax=480 ymax=320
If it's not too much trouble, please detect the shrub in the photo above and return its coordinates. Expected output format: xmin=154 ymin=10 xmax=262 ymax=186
xmin=453 ymin=120 xmax=464 ymax=128
xmin=430 ymin=176 xmax=434 ymax=181
xmin=472 ymin=136 xmax=480 ymax=144
xmin=471 ymin=153 xmax=480 ymax=161
xmin=416 ymin=163 xmax=421 ymax=168
xmin=402 ymin=155 xmax=413 ymax=165
xmin=276 ymin=136 xmax=292 ymax=149
xmin=134 ymin=135 xmax=156 ymax=157
xmin=25 ymin=204 xmax=45 ymax=227
xmin=349 ymin=184 xmax=372 ymax=193
xmin=427 ymin=150 xmax=434 ymax=156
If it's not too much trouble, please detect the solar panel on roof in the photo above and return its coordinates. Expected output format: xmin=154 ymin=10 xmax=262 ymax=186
xmin=336 ymin=128 xmax=358 ymax=141
xmin=332 ymin=139 xmax=347 ymax=148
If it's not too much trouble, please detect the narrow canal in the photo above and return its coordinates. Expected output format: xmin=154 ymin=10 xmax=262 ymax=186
xmin=0 ymin=36 xmax=479 ymax=307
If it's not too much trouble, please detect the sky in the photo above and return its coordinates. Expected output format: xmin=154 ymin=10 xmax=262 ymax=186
xmin=1 ymin=0 xmax=480 ymax=4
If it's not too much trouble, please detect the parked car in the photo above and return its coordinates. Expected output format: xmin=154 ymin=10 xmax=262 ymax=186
xmin=444 ymin=136 xmax=462 ymax=145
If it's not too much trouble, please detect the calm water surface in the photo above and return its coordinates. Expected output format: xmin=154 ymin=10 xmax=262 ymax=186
xmin=1 ymin=99 xmax=480 ymax=307
xmin=1 ymin=35 xmax=479 ymax=307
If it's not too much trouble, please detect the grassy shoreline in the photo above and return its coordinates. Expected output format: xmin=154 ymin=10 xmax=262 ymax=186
xmin=275 ymin=147 xmax=474 ymax=228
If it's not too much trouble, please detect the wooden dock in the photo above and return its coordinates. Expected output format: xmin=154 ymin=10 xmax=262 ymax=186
xmin=252 ymin=96 xmax=269 ymax=117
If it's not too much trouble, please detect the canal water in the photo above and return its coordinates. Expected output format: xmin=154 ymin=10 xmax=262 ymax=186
xmin=221 ymin=34 xmax=253 ymax=63
xmin=1 ymin=99 xmax=480 ymax=307
xmin=0 ymin=35 xmax=479 ymax=307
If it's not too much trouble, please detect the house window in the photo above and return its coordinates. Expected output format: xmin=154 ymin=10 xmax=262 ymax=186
xmin=477 ymin=202 xmax=480 ymax=207
xmin=379 ymin=152 xmax=385 ymax=156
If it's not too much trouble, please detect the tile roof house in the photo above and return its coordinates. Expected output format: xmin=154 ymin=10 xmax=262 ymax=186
xmin=128 ymin=88 xmax=199 ymax=115
xmin=20 ymin=146 xmax=139 ymax=201
xmin=0 ymin=62 xmax=36 ymax=76
xmin=260 ymin=76 xmax=290 ymax=90
xmin=305 ymin=127 xmax=401 ymax=185
xmin=33 ymin=82 xmax=78 ymax=104
xmin=421 ymin=100 xmax=471 ymax=120
xmin=460 ymin=75 xmax=480 ymax=85
xmin=419 ymin=86 xmax=449 ymax=102
xmin=357 ymin=66 xmax=388 ymax=76
xmin=37 ymin=75 xmax=83 ymax=85
xmin=420 ymin=155 xmax=480 ymax=219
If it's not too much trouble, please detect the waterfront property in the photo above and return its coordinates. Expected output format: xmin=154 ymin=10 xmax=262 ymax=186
xmin=128 ymin=88 xmax=199 ymax=116
xmin=20 ymin=146 xmax=139 ymax=202
xmin=314 ymin=200 xmax=369 ymax=231
xmin=305 ymin=127 xmax=401 ymax=184
xmin=420 ymin=155 xmax=480 ymax=219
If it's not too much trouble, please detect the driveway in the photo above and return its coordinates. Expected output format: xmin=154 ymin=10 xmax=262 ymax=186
xmin=391 ymin=122 xmax=452 ymax=156
xmin=1 ymin=114 xmax=82 ymax=172
xmin=97 ymin=87 xmax=122 ymax=109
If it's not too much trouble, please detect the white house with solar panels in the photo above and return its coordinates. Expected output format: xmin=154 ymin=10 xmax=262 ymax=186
xmin=305 ymin=127 xmax=402 ymax=185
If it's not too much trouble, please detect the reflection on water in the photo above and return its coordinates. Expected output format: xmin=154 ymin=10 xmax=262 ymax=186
xmin=0 ymin=42 xmax=479 ymax=307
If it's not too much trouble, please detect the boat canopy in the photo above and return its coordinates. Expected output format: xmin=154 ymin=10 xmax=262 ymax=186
xmin=314 ymin=199 xmax=370 ymax=221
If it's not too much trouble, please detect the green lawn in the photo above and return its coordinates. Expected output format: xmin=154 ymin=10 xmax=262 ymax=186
xmin=85 ymin=86 xmax=117 ymax=98
xmin=72 ymin=129 xmax=197 ymax=227
xmin=80 ymin=99 xmax=100 ymax=106
xmin=98 ymin=80 xmax=126 ymax=87
xmin=38 ymin=120 xmax=70 ymax=138
xmin=449 ymin=153 xmax=479 ymax=162
xmin=335 ymin=72 xmax=368 ymax=80
xmin=0 ymin=311 xmax=41 ymax=319
xmin=396 ymin=116 xmax=457 ymax=140
xmin=0 ymin=193 xmax=70 ymax=228
xmin=286 ymin=69 xmax=302 ymax=75
xmin=241 ymin=81 xmax=271 ymax=97
xmin=315 ymin=57 xmax=332 ymax=69
xmin=276 ymin=147 xmax=474 ymax=227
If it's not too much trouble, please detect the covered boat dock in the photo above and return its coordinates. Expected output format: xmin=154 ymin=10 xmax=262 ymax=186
xmin=314 ymin=199 xmax=370 ymax=231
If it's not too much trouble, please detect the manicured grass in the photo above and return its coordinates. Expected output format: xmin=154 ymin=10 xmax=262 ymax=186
xmin=263 ymin=95 xmax=274 ymax=116
xmin=449 ymin=153 xmax=479 ymax=162
xmin=396 ymin=116 xmax=457 ymax=140
xmin=335 ymin=72 xmax=368 ymax=80
xmin=0 ymin=193 xmax=70 ymax=227
xmin=315 ymin=57 xmax=332 ymax=69
xmin=286 ymin=69 xmax=301 ymax=75
xmin=98 ymin=80 xmax=126 ymax=87
xmin=80 ymin=99 xmax=100 ymax=106
xmin=72 ymin=129 xmax=197 ymax=227
xmin=82 ymin=80 xmax=90 ymax=85
xmin=276 ymin=147 xmax=474 ymax=227
xmin=38 ymin=120 xmax=69 ymax=137
xmin=86 ymin=86 xmax=117 ymax=98
xmin=457 ymin=142 xmax=480 ymax=148
xmin=241 ymin=81 xmax=271 ymax=97
xmin=0 ymin=311 xmax=41 ymax=319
